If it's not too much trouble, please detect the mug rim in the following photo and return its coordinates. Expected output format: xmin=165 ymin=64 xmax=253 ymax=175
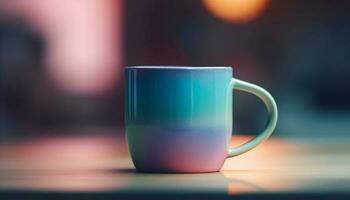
xmin=125 ymin=66 xmax=231 ymax=70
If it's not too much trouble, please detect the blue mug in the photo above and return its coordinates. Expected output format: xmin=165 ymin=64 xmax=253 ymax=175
xmin=125 ymin=66 xmax=277 ymax=173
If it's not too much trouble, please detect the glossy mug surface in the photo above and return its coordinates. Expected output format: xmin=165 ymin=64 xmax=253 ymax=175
xmin=125 ymin=66 xmax=277 ymax=173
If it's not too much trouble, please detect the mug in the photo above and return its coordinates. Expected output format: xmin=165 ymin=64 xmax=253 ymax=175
xmin=125 ymin=66 xmax=278 ymax=173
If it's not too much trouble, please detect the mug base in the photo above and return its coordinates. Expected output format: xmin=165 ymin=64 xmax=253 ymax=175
xmin=134 ymin=167 xmax=221 ymax=174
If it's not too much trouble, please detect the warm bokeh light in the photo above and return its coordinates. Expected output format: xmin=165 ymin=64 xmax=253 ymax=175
xmin=222 ymin=135 xmax=302 ymax=171
xmin=202 ymin=0 xmax=269 ymax=23
xmin=222 ymin=136 xmax=306 ymax=194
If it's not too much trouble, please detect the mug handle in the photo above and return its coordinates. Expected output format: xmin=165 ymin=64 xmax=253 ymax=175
xmin=228 ymin=78 xmax=278 ymax=157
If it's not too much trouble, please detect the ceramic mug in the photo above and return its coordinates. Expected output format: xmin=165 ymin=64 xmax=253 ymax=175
xmin=125 ymin=66 xmax=278 ymax=173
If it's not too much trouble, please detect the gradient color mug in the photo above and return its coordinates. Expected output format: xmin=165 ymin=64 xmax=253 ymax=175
xmin=125 ymin=66 xmax=278 ymax=173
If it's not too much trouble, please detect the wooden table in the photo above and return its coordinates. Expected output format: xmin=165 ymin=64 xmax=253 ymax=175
xmin=0 ymin=131 xmax=349 ymax=199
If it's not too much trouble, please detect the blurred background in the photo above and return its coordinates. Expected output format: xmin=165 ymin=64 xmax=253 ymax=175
xmin=0 ymin=0 xmax=350 ymax=159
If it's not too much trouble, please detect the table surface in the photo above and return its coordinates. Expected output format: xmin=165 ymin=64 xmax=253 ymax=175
xmin=0 ymin=131 xmax=349 ymax=199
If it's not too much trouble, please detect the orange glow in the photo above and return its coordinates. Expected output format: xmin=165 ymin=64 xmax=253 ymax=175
xmin=222 ymin=135 xmax=301 ymax=171
xmin=222 ymin=136 xmax=305 ymax=194
xmin=202 ymin=0 xmax=269 ymax=23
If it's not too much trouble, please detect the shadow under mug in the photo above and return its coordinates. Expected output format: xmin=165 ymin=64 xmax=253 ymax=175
xmin=125 ymin=66 xmax=278 ymax=173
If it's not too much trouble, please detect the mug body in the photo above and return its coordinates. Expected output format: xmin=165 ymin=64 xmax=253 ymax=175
xmin=125 ymin=66 xmax=232 ymax=172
